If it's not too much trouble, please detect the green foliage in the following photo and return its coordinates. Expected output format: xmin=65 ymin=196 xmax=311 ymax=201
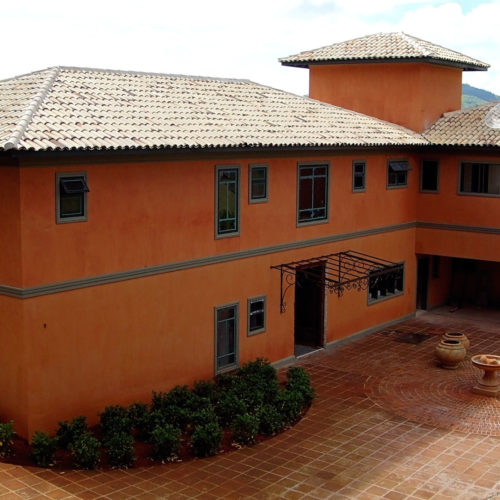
xmin=257 ymin=404 xmax=284 ymax=436
xmin=30 ymin=430 xmax=58 ymax=467
xmin=0 ymin=420 xmax=15 ymax=458
xmin=286 ymin=367 xmax=315 ymax=406
xmin=216 ymin=390 xmax=247 ymax=427
xmin=192 ymin=380 xmax=217 ymax=402
xmin=56 ymin=416 xmax=88 ymax=449
xmin=127 ymin=402 xmax=150 ymax=439
xmin=69 ymin=431 xmax=101 ymax=469
xmin=191 ymin=422 xmax=222 ymax=458
xmin=190 ymin=407 xmax=218 ymax=427
xmin=275 ymin=389 xmax=304 ymax=424
xmin=150 ymin=425 xmax=181 ymax=461
xmin=231 ymin=413 xmax=259 ymax=445
xmin=152 ymin=385 xmax=193 ymax=411
xmin=99 ymin=405 xmax=132 ymax=444
xmin=104 ymin=431 xmax=135 ymax=468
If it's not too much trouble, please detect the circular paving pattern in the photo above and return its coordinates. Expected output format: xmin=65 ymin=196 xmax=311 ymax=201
xmin=365 ymin=358 xmax=500 ymax=436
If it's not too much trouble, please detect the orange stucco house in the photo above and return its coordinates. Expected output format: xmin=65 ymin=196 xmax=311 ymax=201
xmin=0 ymin=32 xmax=499 ymax=438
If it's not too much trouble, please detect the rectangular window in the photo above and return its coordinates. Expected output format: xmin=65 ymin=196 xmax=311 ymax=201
xmin=56 ymin=172 xmax=89 ymax=223
xmin=368 ymin=264 xmax=404 ymax=303
xmin=215 ymin=303 xmax=239 ymax=373
xmin=421 ymin=160 xmax=439 ymax=192
xmin=247 ymin=296 xmax=266 ymax=335
xmin=297 ymin=163 xmax=328 ymax=224
xmin=352 ymin=161 xmax=366 ymax=192
xmin=216 ymin=166 xmax=240 ymax=236
xmin=249 ymin=164 xmax=268 ymax=203
xmin=460 ymin=162 xmax=500 ymax=196
xmin=387 ymin=160 xmax=410 ymax=188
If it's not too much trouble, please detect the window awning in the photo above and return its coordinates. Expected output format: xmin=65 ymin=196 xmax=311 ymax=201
xmin=271 ymin=250 xmax=401 ymax=313
xmin=388 ymin=161 xmax=410 ymax=172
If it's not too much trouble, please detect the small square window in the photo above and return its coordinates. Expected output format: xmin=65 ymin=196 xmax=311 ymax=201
xmin=352 ymin=161 xmax=366 ymax=192
xmin=249 ymin=164 xmax=268 ymax=203
xmin=56 ymin=172 xmax=89 ymax=223
xmin=247 ymin=296 xmax=266 ymax=335
xmin=387 ymin=160 xmax=410 ymax=188
xmin=421 ymin=160 xmax=439 ymax=192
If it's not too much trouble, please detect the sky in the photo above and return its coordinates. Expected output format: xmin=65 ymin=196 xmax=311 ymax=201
xmin=1 ymin=0 xmax=499 ymax=97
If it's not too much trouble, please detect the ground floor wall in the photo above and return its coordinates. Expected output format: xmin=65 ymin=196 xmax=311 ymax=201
xmin=3 ymin=229 xmax=417 ymax=438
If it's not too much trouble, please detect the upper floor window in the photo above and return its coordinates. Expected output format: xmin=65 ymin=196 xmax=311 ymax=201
xmin=216 ymin=166 xmax=240 ymax=236
xmin=297 ymin=163 xmax=329 ymax=224
xmin=421 ymin=160 xmax=439 ymax=192
xmin=460 ymin=162 xmax=500 ymax=196
xmin=249 ymin=164 xmax=268 ymax=203
xmin=387 ymin=160 xmax=410 ymax=188
xmin=352 ymin=161 xmax=366 ymax=192
xmin=56 ymin=172 xmax=89 ymax=223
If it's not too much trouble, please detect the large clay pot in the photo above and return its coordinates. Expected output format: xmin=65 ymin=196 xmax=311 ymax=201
xmin=443 ymin=331 xmax=470 ymax=350
xmin=435 ymin=339 xmax=466 ymax=369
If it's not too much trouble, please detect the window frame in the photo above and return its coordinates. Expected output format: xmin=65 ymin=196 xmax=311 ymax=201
xmin=296 ymin=161 xmax=329 ymax=226
xmin=420 ymin=160 xmax=440 ymax=193
xmin=352 ymin=160 xmax=366 ymax=192
xmin=214 ymin=302 xmax=239 ymax=374
xmin=387 ymin=160 xmax=410 ymax=189
xmin=248 ymin=164 xmax=269 ymax=203
xmin=367 ymin=262 xmax=405 ymax=304
xmin=458 ymin=161 xmax=500 ymax=198
xmin=215 ymin=165 xmax=241 ymax=238
xmin=247 ymin=295 xmax=266 ymax=336
xmin=55 ymin=172 xmax=89 ymax=224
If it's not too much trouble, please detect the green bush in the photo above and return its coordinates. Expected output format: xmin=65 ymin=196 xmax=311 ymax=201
xmin=69 ymin=431 xmax=101 ymax=469
xmin=150 ymin=425 xmax=181 ymax=461
xmin=56 ymin=416 xmax=87 ymax=449
xmin=0 ymin=420 xmax=15 ymax=457
xmin=30 ymin=430 xmax=57 ymax=467
xmin=152 ymin=385 xmax=193 ymax=411
xmin=127 ymin=402 xmax=150 ymax=439
xmin=99 ymin=405 xmax=132 ymax=443
xmin=190 ymin=407 xmax=218 ymax=427
xmin=192 ymin=380 xmax=217 ymax=402
xmin=275 ymin=389 xmax=304 ymax=424
xmin=216 ymin=391 xmax=247 ymax=427
xmin=258 ymin=404 xmax=284 ymax=436
xmin=286 ymin=367 xmax=315 ymax=406
xmin=104 ymin=431 xmax=135 ymax=468
xmin=191 ymin=422 xmax=222 ymax=458
xmin=231 ymin=413 xmax=259 ymax=445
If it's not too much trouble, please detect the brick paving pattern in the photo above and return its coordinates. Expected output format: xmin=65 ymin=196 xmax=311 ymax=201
xmin=0 ymin=309 xmax=499 ymax=499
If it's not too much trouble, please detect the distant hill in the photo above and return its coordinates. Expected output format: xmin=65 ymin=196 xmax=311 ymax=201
xmin=462 ymin=83 xmax=500 ymax=108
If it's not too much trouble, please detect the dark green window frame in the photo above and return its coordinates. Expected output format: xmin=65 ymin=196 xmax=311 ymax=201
xmin=247 ymin=296 xmax=266 ymax=335
xmin=352 ymin=161 xmax=366 ymax=192
xmin=216 ymin=166 xmax=240 ymax=237
xmin=387 ymin=160 xmax=410 ymax=188
xmin=249 ymin=164 xmax=268 ymax=203
xmin=214 ymin=302 xmax=239 ymax=373
xmin=297 ymin=163 xmax=329 ymax=224
xmin=56 ymin=172 xmax=89 ymax=223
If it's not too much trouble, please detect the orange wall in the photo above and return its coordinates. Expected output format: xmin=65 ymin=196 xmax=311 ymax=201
xmin=309 ymin=63 xmax=462 ymax=132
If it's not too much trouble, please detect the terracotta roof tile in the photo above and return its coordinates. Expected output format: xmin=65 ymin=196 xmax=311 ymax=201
xmin=280 ymin=32 xmax=489 ymax=71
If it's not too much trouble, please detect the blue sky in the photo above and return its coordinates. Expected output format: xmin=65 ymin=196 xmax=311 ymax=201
xmin=1 ymin=0 xmax=499 ymax=97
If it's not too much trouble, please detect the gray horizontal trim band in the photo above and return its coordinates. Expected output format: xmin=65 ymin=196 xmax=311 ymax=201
xmin=416 ymin=221 xmax=500 ymax=235
xmin=3 ymin=220 xmax=496 ymax=299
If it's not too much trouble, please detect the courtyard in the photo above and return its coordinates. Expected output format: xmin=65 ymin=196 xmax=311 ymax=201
xmin=0 ymin=309 xmax=499 ymax=499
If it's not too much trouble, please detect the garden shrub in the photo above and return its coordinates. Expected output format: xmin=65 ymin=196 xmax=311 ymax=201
xmin=30 ymin=430 xmax=58 ymax=467
xmin=56 ymin=415 xmax=88 ymax=449
xmin=237 ymin=358 xmax=279 ymax=402
xmin=99 ymin=405 xmax=132 ymax=444
xmin=258 ymin=404 xmax=284 ymax=436
xmin=104 ymin=431 xmax=135 ymax=468
xmin=150 ymin=424 xmax=181 ymax=461
xmin=231 ymin=413 xmax=259 ymax=445
xmin=0 ymin=420 xmax=15 ymax=458
xmin=190 ymin=407 xmax=218 ymax=427
xmin=192 ymin=380 xmax=217 ymax=402
xmin=191 ymin=422 xmax=222 ymax=458
xmin=286 ymin=367 xmax=315 ymax=406
xmin=275 ymin=389 xmax=304 ymax=424
xmin=69 ymin=431 xmax=101 ymax=469
xmin=127 ymin=402 xmax=150 ymax=439
xmin=216 ymin=390 xmax=247 ymax=427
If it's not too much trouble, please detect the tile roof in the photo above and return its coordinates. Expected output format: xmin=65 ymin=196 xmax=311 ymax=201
xmin=0 ymin=66 xmax=428 ymax=152
xmin=280 ymin=32 xmax=489 ymax=71
xmin=423 ymin=101 xmax=500 ymax=147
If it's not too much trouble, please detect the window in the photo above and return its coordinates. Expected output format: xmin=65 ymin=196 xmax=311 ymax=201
xmin=460 ymin=162 xmax=500 ymax=196
xmin=387 ymin=160 xmax=410 ymax=188
xmin=297 ymin=163 xmax=328 ymax=224
xmin=56 ymin=172 xmax=89 ymax=223
xmin=216 ymin=166 xmax=240 ymax=236
xmin=249 ymin=164 xmax=268 ymax=202
xmin=215 ymin=303 xmax=239 ymax=373
xmin=421 ymin=160 xmax=439 ymax=192
xmin=368 ymin=264 xmax=404 ymax=303
xmin=247 ymin=296 xmax=266 ymax=335
xmin=352 ymin=161 xmax=366 ymax=192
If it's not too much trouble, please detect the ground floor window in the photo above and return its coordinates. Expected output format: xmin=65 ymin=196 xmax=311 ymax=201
xmin=215 ymin=303 xmax=238 ymax=372
xmin=368 ymin=264 xmax=404 ymax=303
xmin=247 ymin=296 xmax=266 ymax=335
